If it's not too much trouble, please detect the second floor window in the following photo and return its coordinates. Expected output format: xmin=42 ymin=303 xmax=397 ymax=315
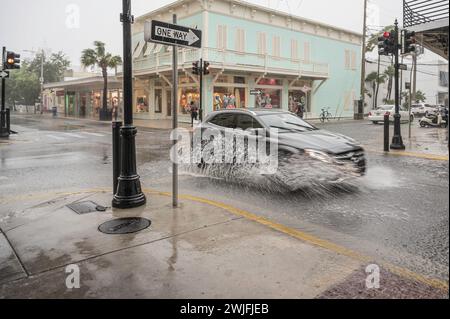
xmin=235 ymin=28 xmax=245 ymax=53
xmin=217 ymin=25 xmax=227 ymax=50
xmin=273 ymin=36 xmax=280 ymax=57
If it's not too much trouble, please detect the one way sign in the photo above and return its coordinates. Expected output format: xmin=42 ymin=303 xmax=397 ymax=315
xmin=144 ymin=20 xmax=202 ymax=49
xmin=0 ymin=70 xmax=10 ymax=79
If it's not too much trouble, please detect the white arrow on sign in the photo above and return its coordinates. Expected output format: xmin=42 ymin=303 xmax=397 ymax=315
xmin=0 ymin=70 xmax=9 ymax=78
xmin=187 ymin=29 xmax=200 ymax=46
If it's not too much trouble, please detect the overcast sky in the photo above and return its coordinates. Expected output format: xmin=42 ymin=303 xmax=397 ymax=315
xmin=0 ymin=0 xmax=405 ymax=66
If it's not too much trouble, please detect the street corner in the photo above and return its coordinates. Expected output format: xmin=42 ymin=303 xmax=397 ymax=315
xmin=316 ymin=264 xmax=449 ymax=299
xmin=0 ymin=187 xmax=365 ymax=299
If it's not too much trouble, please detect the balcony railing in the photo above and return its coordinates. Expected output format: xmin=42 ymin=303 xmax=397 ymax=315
xmin=404 ymin=0 xmax=449 ymax=28
xmin=133 ymin=47 xmax=329 ymax=79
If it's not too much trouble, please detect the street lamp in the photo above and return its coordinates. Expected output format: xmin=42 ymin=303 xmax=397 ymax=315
xmin=112 ymin=0 xmax=146 ymax=209
xmin=390 ymin=20 xmax=405 ymax=150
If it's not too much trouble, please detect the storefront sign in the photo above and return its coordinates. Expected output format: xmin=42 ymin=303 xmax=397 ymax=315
xmin=144 ymin=20 xmax=202 ymax=49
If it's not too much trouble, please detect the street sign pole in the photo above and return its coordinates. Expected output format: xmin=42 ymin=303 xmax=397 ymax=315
xmin=390 ymin=20 xmax=405 ymax=150
xmin=112 ymin=0 xmax=146 ymax=209
xmin=144 ymin=18 xmax=202 ymax=207
xmin=172 ymin=14 xmax=179 ymax=208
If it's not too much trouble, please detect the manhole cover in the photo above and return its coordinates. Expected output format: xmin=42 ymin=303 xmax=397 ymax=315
xmin=67 ymin=201 xmax=106 ymax=215
xmin=98 ymin=217 xmax=151 ymax=235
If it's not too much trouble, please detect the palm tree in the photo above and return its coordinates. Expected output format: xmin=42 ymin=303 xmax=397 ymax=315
xmin=365 ymin=71 xmax=378 ymax=108
xmin=384 ymin=64 xmax=395 ymax=101
xmin=81 ymin=41 xmax=122 ymax=120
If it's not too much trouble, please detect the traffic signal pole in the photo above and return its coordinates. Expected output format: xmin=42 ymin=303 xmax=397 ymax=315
xmin=390 ymin=20 xmax=405 ymax=150
xmin=1 ymin=47 xmax=8 ymax=138
xmin=112 ymin=0 xmax=146 ymax=209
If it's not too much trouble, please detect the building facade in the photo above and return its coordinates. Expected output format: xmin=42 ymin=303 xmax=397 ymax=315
xmin=131 ymin=0 xmax=362 ymax=122
xmin=43 ymin=76 xmax=123 ymax=119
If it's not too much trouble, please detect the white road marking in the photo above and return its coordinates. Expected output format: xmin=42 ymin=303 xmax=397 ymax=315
xmin=64 ymin=133 xmax=86 ymax=139
xmin=46 ymin=134 xmax=66 ymax=141
xmin=83 ymin=132 xmax=106 ymax=137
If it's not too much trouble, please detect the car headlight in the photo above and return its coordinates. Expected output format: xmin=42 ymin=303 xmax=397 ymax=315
xmin=304 ymin=149 xmax=333 ymax=163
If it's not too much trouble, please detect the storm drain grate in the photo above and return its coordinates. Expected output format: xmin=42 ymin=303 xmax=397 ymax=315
xmin=67 ymin=201 xmax=107 ymax=215
xmin=98 ymin=217 xmax=151 ymax=235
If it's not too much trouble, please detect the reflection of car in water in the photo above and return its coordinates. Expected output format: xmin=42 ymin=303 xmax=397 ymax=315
xmin=368 ymin=105 xmax=414 ymax=124
xmin=196 ymin=109 xmax=366 ymax=184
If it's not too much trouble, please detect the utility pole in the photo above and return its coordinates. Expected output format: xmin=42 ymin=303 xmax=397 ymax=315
xmin=358 ymin=0 xmax=368 ymax=120
xmin=40 ymin=49 xmax=44 ymax=114
xmin=390 ymin=20 xmax=405 ymax=150
xmin=112 ymin=0 xmax=146 ymax=209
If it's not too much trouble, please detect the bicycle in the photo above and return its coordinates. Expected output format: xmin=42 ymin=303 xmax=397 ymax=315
xmin=320 ymin=107 xmax=332 ymax=123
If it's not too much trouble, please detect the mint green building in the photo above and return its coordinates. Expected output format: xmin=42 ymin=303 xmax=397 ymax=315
xmin=131 ymin=0 xmax=362 ymax=122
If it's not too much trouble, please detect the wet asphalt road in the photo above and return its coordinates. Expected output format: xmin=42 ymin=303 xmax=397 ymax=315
xmin=1 ymin=114 xmax=449 ymax=284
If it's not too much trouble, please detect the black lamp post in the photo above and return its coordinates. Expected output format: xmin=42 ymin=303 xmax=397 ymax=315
xmin=390 ymin=20 xmax=406 ymax=150
xmin=112 ymin=0 xmax=146 ymax=208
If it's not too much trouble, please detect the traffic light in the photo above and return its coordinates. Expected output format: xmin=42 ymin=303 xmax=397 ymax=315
xmin=402 ymin=30 xmax=416 ymax=54
xmin=378 ymin=31 xmax=395 ymax=56
xmin=192 ymin=61 xmax=200 ymax=75
xmin=5 ymin=51 xmax=20 ymax=69
xmin=203 ymin=61 xmax=210 ymax=75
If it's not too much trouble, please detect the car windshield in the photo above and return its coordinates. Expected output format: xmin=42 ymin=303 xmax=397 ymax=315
xmin=258 ymin=113 xmax=317 ymax=132
xmin=377 ymin=105 xmax=394 ymax=110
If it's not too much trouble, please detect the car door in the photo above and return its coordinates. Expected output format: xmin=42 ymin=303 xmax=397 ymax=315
xmin=234 ymin=114 xmax=265 ymax=163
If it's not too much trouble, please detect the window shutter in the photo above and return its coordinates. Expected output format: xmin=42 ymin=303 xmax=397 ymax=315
xmin=351 ymin=50 xmax=356 ymax=70
xmin=345 ymin=50 xmax=350 ymax=69
xmin=273 ymin=36 xmax=280 ymax=57
xmin=223 ymin=25 xmax=227 ymax=50
xmin=304 ymin=42 xmax=310 ymax=62
xmin=291 ymin=39 xmax=298 ymax=60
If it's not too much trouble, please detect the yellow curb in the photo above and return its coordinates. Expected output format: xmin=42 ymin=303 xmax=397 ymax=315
xmin=1 ymin=187 xmax=448 ymax=292
xmin=144 ymin=188 xmax=449 ymax=292
xmin=367 ymin=149 xmax=449 ymax=161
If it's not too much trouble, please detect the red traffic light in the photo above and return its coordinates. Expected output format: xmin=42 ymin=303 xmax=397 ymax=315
xmin=383 ymin=32 xmax=391 ymax=38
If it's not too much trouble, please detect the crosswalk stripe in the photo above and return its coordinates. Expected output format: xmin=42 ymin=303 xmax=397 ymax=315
xmin=64 ymin=133 xmax=86 ymax=138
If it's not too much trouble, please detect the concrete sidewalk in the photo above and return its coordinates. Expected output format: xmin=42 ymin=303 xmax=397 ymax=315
xmin=0 ymin=188 xmax=362 ymax=298
xmin=1 ymin=188 xmax=447 ymax=299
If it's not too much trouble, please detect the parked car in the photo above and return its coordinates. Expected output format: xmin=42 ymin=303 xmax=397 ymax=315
xmin=411 ymin=103 xmax=436 ymax=116
xmin=368 ymin=105 xmax=414 ymax=124
xmin=196 ymin=109 xmax=366 ymax=183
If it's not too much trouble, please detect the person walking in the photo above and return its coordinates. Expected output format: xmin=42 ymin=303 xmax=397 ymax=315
xmin=296 ymin=102 xmax=305 ymax=119
xmin=190 ymin=101 xmax=199 ymax=126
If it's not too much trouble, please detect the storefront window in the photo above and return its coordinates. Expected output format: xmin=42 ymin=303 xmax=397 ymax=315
xmin=288 ymin=91 xmax=307 ymax=113
xmin=155 ymin=89 xmax=162 ymax=113
xmin=257 ymin=78 xmax=282 ymax=86
xmin=179 ymin=88 xmax=200 ymax=114
xmin=136 ymin=95 xmax=148 ymax=113
xmin=213 ymin=87 xmax=246 ymax=110
xmin=255 ymin=89 xmax=281 ymax=109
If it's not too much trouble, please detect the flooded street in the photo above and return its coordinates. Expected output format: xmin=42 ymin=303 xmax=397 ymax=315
xmin=2 ymin=115 xmax=449 ymax=285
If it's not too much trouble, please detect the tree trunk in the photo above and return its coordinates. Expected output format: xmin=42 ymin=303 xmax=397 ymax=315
xmin=102 ymin=67 xmax=108 ymax=112
xmin=374 ymin=55 xmax=380 ymax=109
